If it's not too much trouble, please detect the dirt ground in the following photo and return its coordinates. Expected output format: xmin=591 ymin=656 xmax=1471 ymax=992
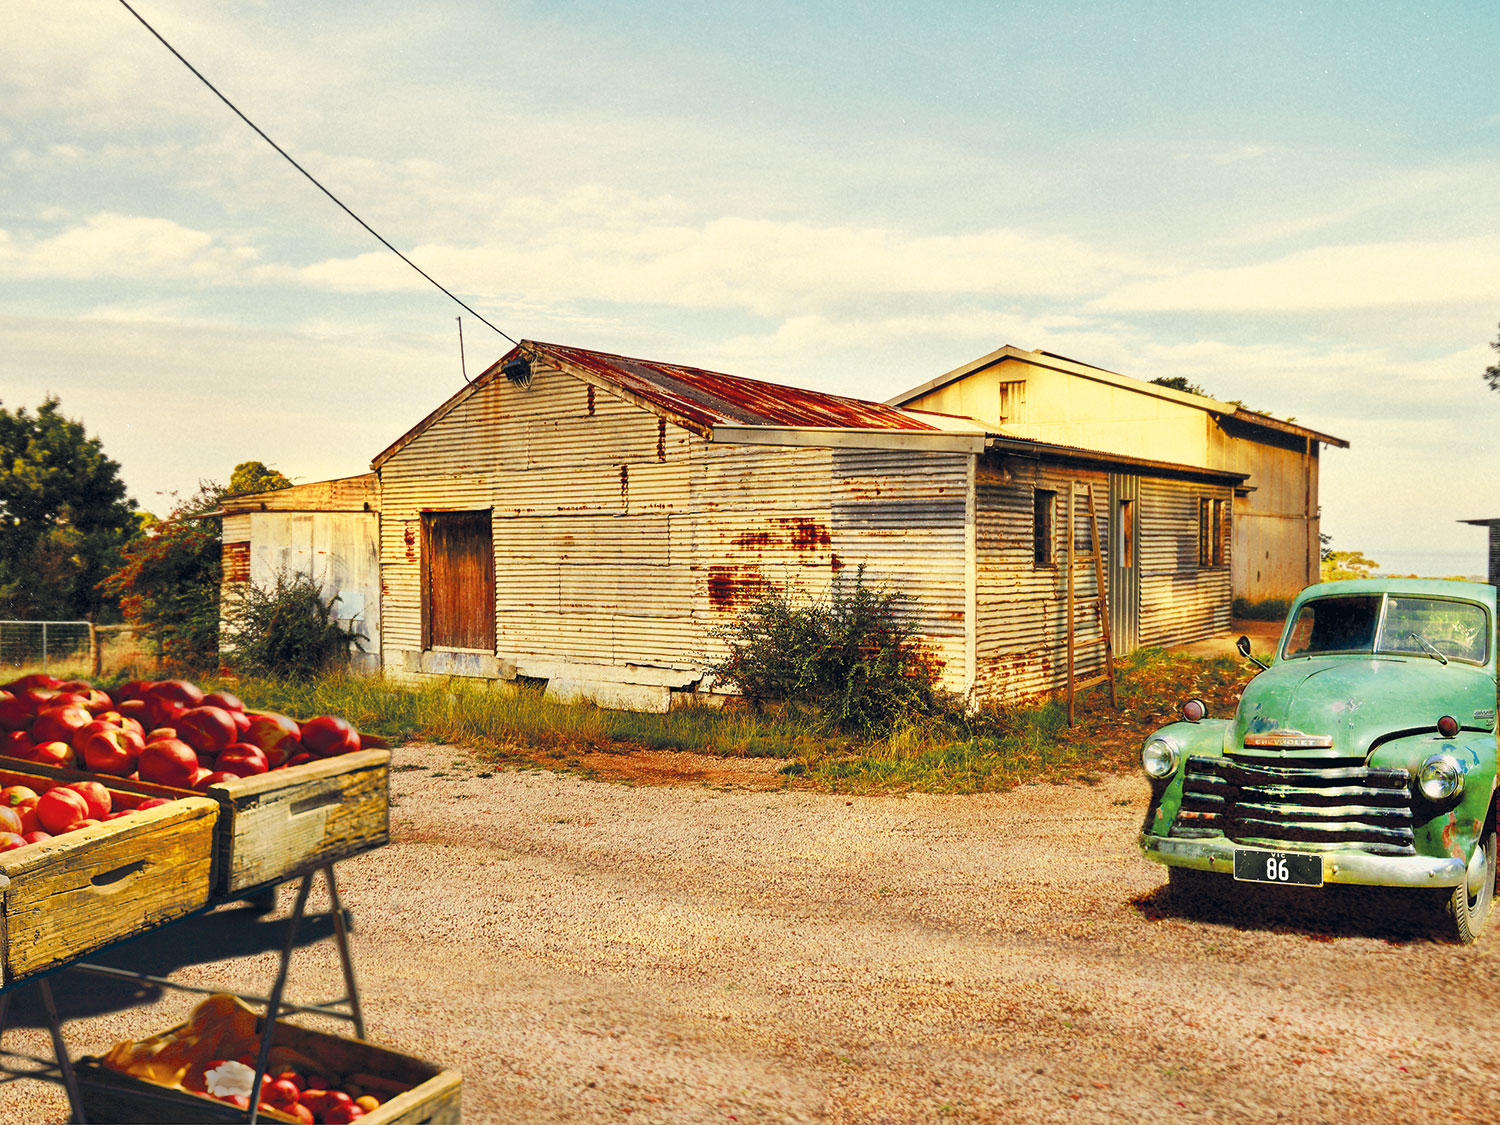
xmin=4 ymin=735 xmax=1500 ymax=1125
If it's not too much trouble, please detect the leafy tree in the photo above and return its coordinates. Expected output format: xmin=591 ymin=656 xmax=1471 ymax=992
xmin=225 ymin=461 xmax=292 ymax=498
xmin=1321 ymin=550 xmax=1381 ymax=583
xmin=99 ymin=499 xmax=222 ymax=670
xmin=1149 ymin=375 xmax=1211 ymax=397
xmin=1485 ymin=323 xmax=1500 ymax=392
xmin=0 ymin=397 xmax=138 ymax=620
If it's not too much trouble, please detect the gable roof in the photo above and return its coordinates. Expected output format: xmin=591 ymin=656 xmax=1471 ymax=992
xmin=889 ymin=344 xmax=1349 ymax=449
xmin=373 ymin=341 xmax=984 ymax=469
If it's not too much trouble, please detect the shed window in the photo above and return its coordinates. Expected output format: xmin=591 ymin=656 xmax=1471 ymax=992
xmin=1198 ymin=497 xmax=1226 ymax=568
xmin=1117 ymin=500 xmax=1134 ymax=568
xmin=423 ymin=510 xmax=495 ymax=650
xmin=1034 ymin=489 xmax=1057 ymax=566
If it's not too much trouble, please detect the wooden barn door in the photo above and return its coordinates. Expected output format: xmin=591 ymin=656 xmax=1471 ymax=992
xmin=422 ymin=510 xmax=495 ymax=651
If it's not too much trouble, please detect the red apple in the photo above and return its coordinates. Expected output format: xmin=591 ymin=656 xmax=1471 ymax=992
xmin=148 ymin=679 xmax=204 ymax=709
xmin=145 ymin=695 xmax=187 ymax=729
xmin=117 ymin=698 xmax=152 ymax=727
xmin=214 ymin=744 xmax=269 ymax=777
xmin=193 ymin=770 xmax=238 ymax=791
xmin=21 ymin=830 xmax=51 ymax=844
xmin=30 ymin=740 xmax=77 ymax=768
xmin=145 ymin=726 xmax=179 ymax=744
xmin=0 ymin=692 xmax=30 ymax=731
xmin=0 ymin=730 xmax=34 ymax=758
xmin=231 ymin=710 xmax=252 ymax=736
xmin=0 ymin=806 xmax=21 ymax=834
xmin=299 ymin=715 xmax=359 ymax=757
xmin=30 ymin=704 xmax=92 ymax=745
xmin=203 ymin=690 xmax=245 ymax=713
xmin=0 ymin=785 xmax=39 ymax=808
xmin=4 ymin=673 xmax=60 ymax=692
xmin=175 ymin=706 xmax=238 ymax=755
xmin=110 ymin=680 xmax=153 ymax=705
xmin=243 ymin=712 xmax=301 ymax=766
xmin=35 ymin=787 xmax=90 ymax=834
xmin=80 ymin=725 xmax=145 ymax=777
xmin=65 ymin=780 xmax=112 ymax=820
xmin=134 ymin=797 xmax=171 ymax=811
xmin=0 ymin=831 xmax=27 ymax=852
xmin=137 ymin=739 xmax=201 ymax=787
xmin=282 ymin=751 xmax=315 ymax=770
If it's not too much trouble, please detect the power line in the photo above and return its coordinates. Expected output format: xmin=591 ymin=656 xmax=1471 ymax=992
xmin=115 ymin=0 xmax=518 ymax=347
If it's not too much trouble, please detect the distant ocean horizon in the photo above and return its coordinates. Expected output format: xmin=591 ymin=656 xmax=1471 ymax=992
xmin=1368 ymin=548 xmax=1487 ymax=582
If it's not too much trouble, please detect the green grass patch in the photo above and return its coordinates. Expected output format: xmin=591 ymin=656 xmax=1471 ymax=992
xmin=210 ymin=646 xmax=1253 ymax=795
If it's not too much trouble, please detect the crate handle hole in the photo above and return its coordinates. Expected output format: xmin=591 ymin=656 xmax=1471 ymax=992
xmin=92 ymin=860 xmax=147 ymax=888
xmin=290 ymin=791 xmax=341 ymax=816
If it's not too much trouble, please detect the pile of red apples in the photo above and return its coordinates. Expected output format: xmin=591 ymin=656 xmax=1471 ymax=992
xmin=0 ymin=674 xmax=364 ymax=792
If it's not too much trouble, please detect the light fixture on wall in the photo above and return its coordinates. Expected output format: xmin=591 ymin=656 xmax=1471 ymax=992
xmin=502 ymin=355 xmax=532 ymax=388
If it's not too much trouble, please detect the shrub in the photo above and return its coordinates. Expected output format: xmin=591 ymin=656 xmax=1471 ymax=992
xmin=222 ymin=570 xmax=364 ymax=679
xmin=707 ymin=568 xmax=943 ymax=735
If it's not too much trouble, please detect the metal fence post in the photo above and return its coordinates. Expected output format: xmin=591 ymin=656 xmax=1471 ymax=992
xmin=41 ymin=623 xmax=48 ymax=670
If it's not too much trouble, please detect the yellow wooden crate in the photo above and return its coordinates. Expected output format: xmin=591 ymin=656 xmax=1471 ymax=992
xmin=0 ymin=771 xmax=218 ymax=988
xmin=0 ymin=744 xmax=391 ymax=897
xmin=204 ymin=747 xmax=391 ymax=894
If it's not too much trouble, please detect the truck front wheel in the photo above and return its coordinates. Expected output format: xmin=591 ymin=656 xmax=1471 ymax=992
xmin=1449 ymin=824 xmax=1496 ymax=944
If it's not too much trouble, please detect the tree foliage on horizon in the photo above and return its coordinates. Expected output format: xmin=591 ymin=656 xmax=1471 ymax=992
xmin=0 ymin=396 xmax=138 ymax=620
xmin=1484 ymin=322 xmax=1500 ymax=392
xmin=1149 ymin=375 xmax=1211 ymax=397
xmin=224 ymin=460 xmax=292 ymax=499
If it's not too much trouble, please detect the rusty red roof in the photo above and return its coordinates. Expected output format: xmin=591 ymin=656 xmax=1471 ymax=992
xmin=373 ymin=341 xmax=955 ymax=468
xmin=528 ymin=342 xmax=943 ymax=433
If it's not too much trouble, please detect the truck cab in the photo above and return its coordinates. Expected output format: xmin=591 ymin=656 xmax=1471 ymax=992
xmin=1139 ymin=578 xmax=1499 ymax=942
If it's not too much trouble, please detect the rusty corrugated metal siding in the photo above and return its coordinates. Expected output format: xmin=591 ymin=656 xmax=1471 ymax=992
xmin=973 ymin=458 xmax=1108 ymax=703
xmin=831 ymin=448 xmax=970 ymax=693
xmin=1137 ymin=477 xmax=1232 ymax=647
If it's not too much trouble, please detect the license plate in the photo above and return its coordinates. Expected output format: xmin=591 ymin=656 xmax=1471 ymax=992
xmin=1233 ymin=848 xmax=1323 ymax=887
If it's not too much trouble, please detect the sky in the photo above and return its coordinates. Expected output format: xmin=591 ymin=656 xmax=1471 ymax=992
xmin=3 ymin=0 xmax=1499 ymax=576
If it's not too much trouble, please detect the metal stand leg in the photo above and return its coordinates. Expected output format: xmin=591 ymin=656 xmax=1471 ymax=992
xmin=246 ymin=871 xmax=313 ymax=1125
xmin=36 ymin=979 xmax=86 ymax=1125
xmin=324 ymin=865 xmax=365 ymax=1040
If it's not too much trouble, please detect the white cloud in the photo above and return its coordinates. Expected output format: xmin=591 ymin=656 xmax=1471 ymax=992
xmin=1096 ymin=238 xmax=1500 ymax=312
xmin=0 ymin=213 xmax=257 ymax=281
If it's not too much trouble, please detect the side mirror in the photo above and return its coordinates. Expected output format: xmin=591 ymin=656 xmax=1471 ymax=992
xmin=1235 ymin=635 xmax=1252 ymax=658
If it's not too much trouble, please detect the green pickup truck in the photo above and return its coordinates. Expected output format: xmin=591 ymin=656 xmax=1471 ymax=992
xmin=1139 ymin=577 xmax=1499 ymax=942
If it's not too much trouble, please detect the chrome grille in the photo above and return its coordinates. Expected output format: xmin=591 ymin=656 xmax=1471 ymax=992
xmin=1171 ymin=754 xmax=1416 ymax=856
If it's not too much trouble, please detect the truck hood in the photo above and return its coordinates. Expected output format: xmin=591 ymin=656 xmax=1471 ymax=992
xmin=1233 ymin=656 xmax=1496 ymax=759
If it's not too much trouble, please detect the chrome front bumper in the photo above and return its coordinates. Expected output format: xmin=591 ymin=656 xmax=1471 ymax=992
xmin=1138 ymin=832 xmax=1467 ymax=888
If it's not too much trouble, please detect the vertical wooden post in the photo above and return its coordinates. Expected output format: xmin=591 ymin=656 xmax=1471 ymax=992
xmin=1066 ymin=487 xmax=1077 ymax=724
xmin=89 ymin=621 xmax=102 ymax=679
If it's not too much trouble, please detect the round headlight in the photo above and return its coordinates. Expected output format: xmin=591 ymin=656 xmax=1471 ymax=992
xmin=1181 ymin=699 xmax=1206 ymax=723
xmin=1418 ymin=754 xmax=1464 ymax=801
xmin=1142 ymin=737 xmax=1181 ymax=780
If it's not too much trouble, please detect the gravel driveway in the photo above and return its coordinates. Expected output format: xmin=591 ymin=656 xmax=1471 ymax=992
xmin=3 ymin=742 xmax=1498 ymax=1124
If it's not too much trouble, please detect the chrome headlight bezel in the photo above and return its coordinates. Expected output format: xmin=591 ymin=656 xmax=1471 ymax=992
xmin=1418 ymin=753 xmax=1464 ymax=802
xmin=1142 ymin=736 xmax=1182 ymax=780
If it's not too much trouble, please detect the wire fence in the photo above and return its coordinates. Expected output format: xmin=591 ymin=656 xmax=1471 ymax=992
xmin=0 ymin=620 xmax=94 ymax=671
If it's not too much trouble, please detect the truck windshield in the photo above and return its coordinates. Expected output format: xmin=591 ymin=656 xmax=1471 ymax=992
xmin=1283 ymin=594 xmax=1490 ymax=664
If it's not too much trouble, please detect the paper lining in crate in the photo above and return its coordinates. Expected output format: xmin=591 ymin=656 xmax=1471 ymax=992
xmin=0 ymin=767 xmax=217 ymax=988
xmin=0 ymin=739 xmax=391 ymax=898
xmin=76 ymin=993 xmax=461 ymax=1124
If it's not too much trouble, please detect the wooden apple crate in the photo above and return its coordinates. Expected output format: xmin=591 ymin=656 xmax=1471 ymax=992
xmin=0 ymin=743 xmax=391 ymax=898
xmin=0 ymin=769 xmax=218 ymax=988
xmin=204 ymin=746 xmax=391 ymax=896
xmin=74 ymin=997 xmax=461 ymax=1124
